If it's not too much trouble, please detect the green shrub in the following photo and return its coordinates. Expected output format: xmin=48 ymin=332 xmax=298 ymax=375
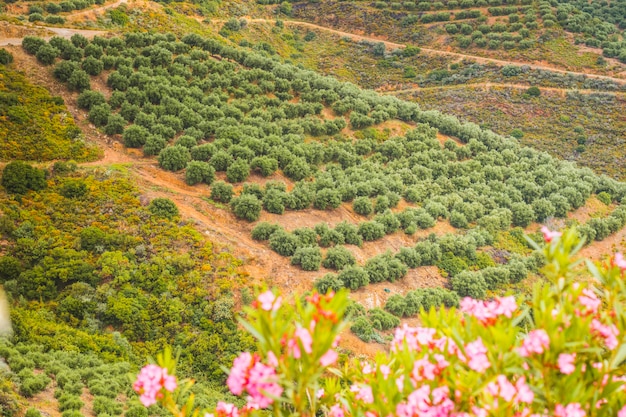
xmin=0 ymin=49 xmax=13 ymax=65
xmin=269 ymin=230 xmax=299 ymax=257
xmin=291 ymin=247 xmax=322 ymax=271
xmin=22 ymin=37 xmax=46 ymax=55
xmin=368 ymin=308 xmax=400 ymax=331
xmin=358 ymin=221 xmax=386 ymax=241
xmin=350 ymin=316 xmax=375 ymax=342
xmin=1 ymin=161 xmax=47 ymax=194
xmin=104 ymin=114 xmax=126 ymax=135
xmin=365 ymin=252 xmax=408 ymax=283
xmin=230 ymin=194 xmax=262 ymax=222
xmin=36 ymin=45 xmax=59 ymax=66
xmin=338 ymin=266 xmax=369 ymax=290
xmin=77 ymin=91 xmax=105 ymax=111
xmin=88 ymin=104 xmax=112 ymax=127
xmin=322 ymin=246 xmax=356 ymax=270
xmin=226 ymin=159 xmax=250 ymax=183
xmin=251 ymin=222 xmax=281 ymax=241
xmin=158 ymin=146 xmax=190 ymax=172
xmin=148 ymin=198 xmax=179 ymax=219
xmin=451 ymin=270 xmax=487 ymax=299
xmin=93 ymin=396 xmax=123 ymax=416
xmin=185 ymin=161 xmax=215 ymax=186
xmin=525 ymin=86 xmax=541 ymax=97
xmin=25 ymin=409 xmax=42 ymax=417
xmin=314 ymin=273 xmax=344 ymax=294
xmin=67 ymin=70 xmax=91 ymax=92
xmin=353 ymin=197 xmax=373 ymax=216
xmin=210 ymin=181 xmax=234 ymax=203
xmin=60 ymin=180 xmax=88 ymax=199
xmin=121 ymin=125 xmax=150 ymax=148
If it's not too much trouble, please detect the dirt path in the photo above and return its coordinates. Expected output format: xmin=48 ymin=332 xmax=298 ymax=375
xmin=212 ymin=17 xmax=626 ymax=85
xmin=380 ymin=82 xmax=626 ymax=97
xmin=0 ymin=26 xmax=108 ymax=46
xmin=65 ymin=0 xmax=128 ymax=21
xmin=0 ymin=0 xmax=129 ymax=45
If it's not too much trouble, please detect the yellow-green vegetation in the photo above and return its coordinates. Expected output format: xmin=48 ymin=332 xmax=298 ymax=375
xmin=0 ymin=166 xmax=252 ymax=382
xmin=0 ymin=66 xmax=100 ymax=162
xmin=395 ymin=86 xmax=626 ymax=180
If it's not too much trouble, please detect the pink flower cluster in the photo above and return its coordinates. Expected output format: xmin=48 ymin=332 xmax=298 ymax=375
xmin=288 ymin=326 xmax=313 ymax=359
xmin=591 ymin=319 xmax=619 ymax=350
xmin=557 ymin=353 xmax=576 ymax=375
xmin=541 ymin=226 xmax=562 ymax=243
xmin=554 ymin=403 xmax=586 ymax=417
xmin=485 ymin=375 xmax=534 ymax=406
xmin=226 ymin=352 xmax=283 ymax=408
xmin=257 ymin=291 xmax=282 ymax=312
xmin=396 ymin=385 xmax=454 ymax=417
xmin=518 ymin=330 xmax=550 ymax=357
xmin=460 ymin=296 xmax=517 ymax=324
xmin=577 ymin=289 xmax=600 ymax=315
xmin=466 ymin=338 xmax=490 ymax=373
xmin=133 ymin=364 xmax=177 ymax=407
xmin=613 ymin=252 xmax=626 ymax=272
xmin=205 ymin=402 xmax=240 ymax=417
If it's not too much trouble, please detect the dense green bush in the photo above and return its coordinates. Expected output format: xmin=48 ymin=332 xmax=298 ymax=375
xmin=365 ymin=252 xmax=408 ymax=283
xmin=210 ymin=181 xmax=234 ymax=203
xmin=226 ymin=160 xmax=250 ymax=183
xmin=158 ymin=146 xmax=190 ymax=172
xmin=353 ymin=197 xmax=373 ymax=216
xmin=88 ymin=104 xmax=112 ymax=127
xmin=451 ymin=270 xmax=487 ymax=299
xmin=314 ymin=273 xmax=344 ymax=294
xmin=368 ymin=308 xmax=400 ymax=330
xmin=337 ymin=266 xmax=370 ymax=290
xmin=148 ymin=198 xmax=179 ymax=219
xmin=290 ymin=246 xmax=322 ymax=271
xmin=251 ymin=222 xmax=281 ymax=241
xmin=185 ymin=161 xmax=215 ymax=186
xmin=0 ymin=49 xmax=13 ymax=65
xmin=358 ymin=221 xmax=386 ymax=241
xmin=322 ymin=246 xmax=356 ymax=270
xmin=269 ymin=229 xmax=299 ymax=256
xmin=1 ymin=161 xmax=47 ymax=194
xmin=230 ymin=194 xmax=262 ymax=222
xmin=123 ymin=125 xmax=150 ymax=148
xmin=77 ymin=91 xmax=105 ymax=111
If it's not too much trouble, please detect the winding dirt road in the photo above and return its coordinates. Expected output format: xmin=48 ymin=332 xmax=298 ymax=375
xmin=380 ymin=82 xmax=626 ymax=97
xmin=0 ymin=0 xmax=128 ymax=45
xmin=211 ymin=17 xmax=626 ymax=85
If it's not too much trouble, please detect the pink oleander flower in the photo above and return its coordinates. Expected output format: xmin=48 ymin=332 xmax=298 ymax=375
xmin=591 ymin=319 xmax=619 ymax=350
xmin=613 ymin=252 xmax=626 ymax=272
xmin=133 ymin=364 xmax=177 ymax=407
xmin=577 ymin=289 xmax=600 ymax=315
xmin=226 ymin=352 xmax=283 ymax=408
xmin=460 ymin=296 xmax=517 ymax=324
xmin=518 ymin=329 xmax=550 ymax=357
xmin=316 ymin=388 xmax=325 ymax=399
xmin=411 ymin=358 xmax=438 ymax=382
xmin=257 ymin=291 xmax=281 ymax=312
xmin=246 ymin=361 xmax=283 ymax=408
xmin=214 ymin=402 xmax=240 ymax=417
xmin=541 ymin=226 xmax=562 ymax=243
xmin=466 ymin=338 xmax=491 ymax=373
xmin=396 ymin=385 xmax=454 ymax=417
xmin=355 ymin=385 xmax=374 ymax=404
xmin=618 ymin=405 xmax=626 ymax=417
xmin=329 ymin=404 xmax=345 ymax=417
xmin=289 ymin=327 xmax=313 ymax=359
xmin=320 ymin=349 xmax=338 ymax=367
xmin=486 ymin=375 xmax=517 ymax=402
xmin=554 ymin=403 xmax=586 ymax=417
xmin=558 ymin=353 xmax=576 ymax=375
xmin=515 ymin=377 xmax=534 ymax=404
xmin=227 ymin=352 xmax=253 ymax=396
xmin=392 ymin=325 xmax=437 ymax=352
xmin=379 ymin=364 xmax=391 ymax=379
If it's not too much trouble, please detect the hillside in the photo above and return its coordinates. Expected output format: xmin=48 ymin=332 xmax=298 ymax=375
xmin=0 ymin=0 xmax=625 ymax=415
